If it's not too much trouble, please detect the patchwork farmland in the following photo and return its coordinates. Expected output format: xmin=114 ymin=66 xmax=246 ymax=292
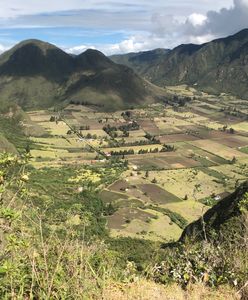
xmin=23 ymin=95 xmax=248 ymax=242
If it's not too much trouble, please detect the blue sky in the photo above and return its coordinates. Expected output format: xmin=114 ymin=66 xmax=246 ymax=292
xmin=0 ymin=0 xmax=247 ymax=55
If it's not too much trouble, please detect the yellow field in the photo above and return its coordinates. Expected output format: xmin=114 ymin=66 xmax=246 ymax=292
xmin=147 ymin=169 xmax=227 ymax=200
xmin=210 ymin=164 xmax=247 ymax=180
xmin=231 ymin=122 xmax=248 ymax=132
xmin=110 ymin=211 xmax=182 ymax=242
xmin=37 ymin=121 xmax=70 ymax=135
xmin=190 ymin=139 xmax=248 ymax=159
xmin=163 ymin=200 xmax=207 ymax=223
xmin=28 ymin=110 xmax=53 ymax=122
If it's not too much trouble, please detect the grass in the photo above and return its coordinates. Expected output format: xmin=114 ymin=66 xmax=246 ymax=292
xmin=197 ymin=167 xmax=228 ymax=181
xmin=103 ymin=280 xmax=240 ymax=300
xmin=0 ymin=115 xmax=27 ymax=151
xmin=100 ymin=189 xmax=129 ymax=204
xmin=148 ymin=205 xmax=188 ymax=229
xmin=0 ymin=134 xmax=17 ymax=154
xmin=163 ymin=200 xmax=207 ymax=223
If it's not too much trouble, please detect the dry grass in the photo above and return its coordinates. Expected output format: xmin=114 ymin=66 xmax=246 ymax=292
xmin=103 ymin=280 xmax=240 ymax=300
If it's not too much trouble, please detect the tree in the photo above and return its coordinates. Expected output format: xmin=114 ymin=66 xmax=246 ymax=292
xmin=222 ymin=125 xmax=228 ymax=132
xmin=50 ymin=116 xmax=56 ymax=122
xmin=25 ymin=143 xmax=31 ymax=154
xmin=104 ymin=203 xmax=116 ymax=216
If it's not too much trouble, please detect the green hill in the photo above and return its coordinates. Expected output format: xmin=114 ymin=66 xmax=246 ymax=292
xmin=0 ymin=40 xmax=166 ymax=111
xmin=110 ymin=29 xmax=248 ymax=98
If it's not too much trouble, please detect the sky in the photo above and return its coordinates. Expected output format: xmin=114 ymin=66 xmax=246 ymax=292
xmin=0 ymin=0 xmax=248 ymax=55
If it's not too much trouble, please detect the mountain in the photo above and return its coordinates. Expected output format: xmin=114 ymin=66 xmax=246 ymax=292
xmin=0 ymin=40 xmax=166 ymax=111
xmin=110 ymin=48 xmax=170 ymax=75
xmin=180 ymin=181 xmax=248 ymax=243
xmin=110 ymin=29 xmax=248 ymax=98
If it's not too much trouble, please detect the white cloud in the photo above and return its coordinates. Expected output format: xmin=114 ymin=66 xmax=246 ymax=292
xmin=66 ymin=44 xmax=96 ymax=54
xmin=187 ymin=13 xmax=207 ymax=27
xmin=188 ymin=34 xmax=215 ymax=45
xmin=64 ymin=0 xmax=248 ymax=56
xmin=0 ymin=0 xmax=247 ymax=55
xmin=66 ymin=34 xmax=172 ymax=56
xmin=0 ymin=44 xmax=8 ymax=54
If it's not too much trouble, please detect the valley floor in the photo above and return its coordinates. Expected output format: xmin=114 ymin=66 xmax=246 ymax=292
xmin=17 ymin=90 xmax=248 ymax=242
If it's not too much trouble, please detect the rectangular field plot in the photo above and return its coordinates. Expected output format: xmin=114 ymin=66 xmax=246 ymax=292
xmin=147 ymin=169 xmax=229 ymax=200
xmin=116 ymin=136 xmax=147 ymax=144
xmin=106 ymin=207 xmax=154 ymax=230
xmin=210 ymin=165 xmax=248 ymax=181
xmin=37 ymin=121 xmax=71 ymax=135
xmin=138 ymin=184 xmax=181 ymax=204
xmin=212 ymin=135 xmax=248 ymax=148
xmin=154 ymin=118 xmax=189 ymax=134
xmin=110 ymin=213 xmax=182 ymax=242
xmin=100 ymin=189 xmax=129 ymax=204
xmin=231 ymin=122 xmax=248 ymax=133
xmin=128 ymin=156 xmax=171 ymax=169
xmin=71 ymin=116 xmax=104 ymax=130
xmin=27 ymin=110 xmax=53 ymax=122
xmin=189 ymin=139 xmax=248 ymax=160
xmin=128 ymin=153 xmax=201 ymax=170
xmin=159 ymin=134 xmax=199 ymax=143
xmin=177 ymin=125 xmax=229 ymax=139
xmin=176 ymin=143 xmax=228 ymax=165
xmin=137 ymin=119 xmax=161 ymax=135
xmin=108 ymin=179 xmax=131 ymax=192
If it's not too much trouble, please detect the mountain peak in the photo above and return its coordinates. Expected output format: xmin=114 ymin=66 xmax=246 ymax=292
xmin=9 ymin=39 xmax=62 ymax=55
xmin=0 ymin=39 xmax=73 ymax=80
xmin=76 ymin=48 xmax=114 ymax=70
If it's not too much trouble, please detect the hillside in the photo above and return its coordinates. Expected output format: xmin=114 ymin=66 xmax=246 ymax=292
xmin=0 ymin=40 xmax=166 ymax=111
xmin=180 ymin=181 xmax=248 ymax=243
xmin=110 ymin=48 xmax=170 ymax=75
xmin=110 ymin=29 xmax=248 ymax=98
xmin=0 ymin=148 xmax=246 ymax=299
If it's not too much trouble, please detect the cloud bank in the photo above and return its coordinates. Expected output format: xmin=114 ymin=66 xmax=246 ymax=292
xmin=66 ymin=0 xmax=248 ymax=55
xmin=0 ymin=0 xmax=248 ymax=55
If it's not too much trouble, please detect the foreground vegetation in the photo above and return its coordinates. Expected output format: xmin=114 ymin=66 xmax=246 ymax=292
xmin=0 ymin=91 xmax=248 ymax=298
xmin=0 ymin=152 xmax=247 ymax=299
